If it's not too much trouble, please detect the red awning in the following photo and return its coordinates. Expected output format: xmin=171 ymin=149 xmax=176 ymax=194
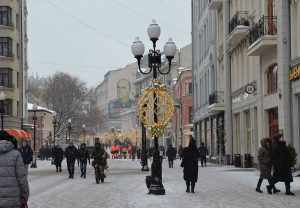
xmin=5 ymin=129 xmax=32 ymax=139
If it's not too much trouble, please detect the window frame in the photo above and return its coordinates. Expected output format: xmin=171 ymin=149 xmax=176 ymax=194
xmin=266 ymin=64 xmax=278 ymax=94
xmin=0 ymin=68 xmax=13 ymax=88
xmin=0 ymin=6 xmax=12 ymax=26
xmin=0 ymin=37 xmax=13 ymax=57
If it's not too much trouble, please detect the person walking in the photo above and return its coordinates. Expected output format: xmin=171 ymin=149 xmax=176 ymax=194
xmin=181 ymin=138 xmax=200 ymax=193
xmin=0 ymin=130 xmax=30 ymax=208
xmin=256 ymin=138 xmax=280 ymax=193
xmin=52 ymin=144 xmax=64 ymax=172
xmin=267 ymin=133 xmax=295 ymax=195
xmin=78 ymin=143 xmax=90 ymax=178
xmin=166 ymin=144 xmax=175 ymax=168
xmin=64 ymin=141 xmax=78 ymax=179
xmin=18 ymin=140 xmax=33 ymax=176
xmin=199 ymin=142 xmax=208 ymax=167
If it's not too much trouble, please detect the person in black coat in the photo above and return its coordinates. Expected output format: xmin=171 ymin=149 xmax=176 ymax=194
xmin=166 ymin=144 xmax=175 ymax=168
xmin=198 ymin=142 xmax=208 ymax=167
xmin=181 ymin=138 xmax=200 ymax=193
xmin=52 ymin=144 xmax=64 ymax=172
xmin=267 ymin=133 xmax=295 ymax=195
xmin=18 ymin=141 xmax=33 ymax=176
xmin=64 ymin=142 xmax=78 ymax=179
xmin=78 ymin=143 xmax=90 ymax=178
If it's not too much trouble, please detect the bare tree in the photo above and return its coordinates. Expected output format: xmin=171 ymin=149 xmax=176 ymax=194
xmin=42 ymin=72 xmax=88 ymax=140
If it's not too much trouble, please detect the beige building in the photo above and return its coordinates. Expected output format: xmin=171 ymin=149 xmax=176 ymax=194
xmin=0 ymin=0 xmax=28 ymax=129
xmin=206 ymin=0 xmax=294 ymax=166
xmin=95 ymin=63 xmax=137 ymax=133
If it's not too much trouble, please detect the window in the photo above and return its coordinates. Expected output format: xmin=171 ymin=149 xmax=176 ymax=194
xmin=16 ymin=14 xmax=20 ymax=30
xmin=189 ymin=106 xmax=193 ymax=124
xmin=17 ymin=72 xmax=19 ymax=88
xmin=188 ymin=82 xmax=192 ymax=95
xmin=17 ymin=43 xmax=20 ymax=59
xmin=0 ymin=37 xmax=13 ymax=57
xmin=267 ymin=64 xmax=278 ymax=93
xmin=0 ymin=68 xmax=13 ymax=87
xmin=0 ymin=6 xmax=12 ymax=26
xmin=2 ymin=99 xmax=13 ymax=115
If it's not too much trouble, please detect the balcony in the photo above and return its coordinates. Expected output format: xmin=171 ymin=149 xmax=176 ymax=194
xmin=207 ymin=91 xmax=225 ymax=114
xmin=208 ymin=0 xmax=223 ymax=11
xmin=227 ymin=11 xmax=250 ymax=50
xmin=248 ymin=16 xmax=277 ymax=56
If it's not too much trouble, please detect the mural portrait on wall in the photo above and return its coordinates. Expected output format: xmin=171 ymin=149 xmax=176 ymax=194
xmin=109 ymin=79 xmax=134 ymax=119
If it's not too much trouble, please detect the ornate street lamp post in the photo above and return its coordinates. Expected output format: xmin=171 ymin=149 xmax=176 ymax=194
xmin=31 ymin=104 xmax=38 ymax=168
xmin=52 ymin=114 xmax=57 ymax=147
xmin=0 ymin=91 xmax=6 ymax=130
xmin=131 ymin=20 xmax=177 ymax=195
xmin=67 ymin=118 xmax=72 ymax=143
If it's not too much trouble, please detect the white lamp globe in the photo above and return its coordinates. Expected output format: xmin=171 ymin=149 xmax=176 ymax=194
xmin=147 ymin=20 xmax=161 ymax=40
xmin=164 ymin=38 xmax=177 ymax=58
xmin=131 ymin=37 xmax=145 ymax=57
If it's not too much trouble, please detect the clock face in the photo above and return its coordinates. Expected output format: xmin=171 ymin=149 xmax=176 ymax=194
xmin=245 ymin=85 xmax=255 ymax=94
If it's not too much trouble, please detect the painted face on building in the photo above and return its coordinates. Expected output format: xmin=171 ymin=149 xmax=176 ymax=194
xmin=117 ymin=79 xmax=131 ymax=103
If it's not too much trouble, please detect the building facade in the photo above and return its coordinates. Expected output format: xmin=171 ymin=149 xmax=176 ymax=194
xmin=289 ymin=0 xmax=300 ymax=167
xmin=0 ymin=0 xmax=28 ymax=129
xmin=204 ymin=0 xmax=296 ymax=166
xmin=192 ymin=0 xmax=225 ymax=161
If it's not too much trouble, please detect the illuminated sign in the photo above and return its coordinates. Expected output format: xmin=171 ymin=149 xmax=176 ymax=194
xmin=289 ymin=64 xmax=300 ymax=81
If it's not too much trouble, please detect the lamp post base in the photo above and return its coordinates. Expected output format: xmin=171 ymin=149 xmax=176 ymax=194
xmin=141 ymin=165 xmax=149 ymax=171
xmin=149 ymin=184 xmax=165 ymax=195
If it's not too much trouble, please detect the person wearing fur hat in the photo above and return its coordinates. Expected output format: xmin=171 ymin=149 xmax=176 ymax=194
xmin=0 ymin=130 xmax=30 ymax=207
xmin=267 ymin=133 xmax=295 ymax=195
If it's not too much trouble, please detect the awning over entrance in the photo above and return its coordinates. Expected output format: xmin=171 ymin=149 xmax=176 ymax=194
xmin=5 ymin=129 xmax=32 ymax=139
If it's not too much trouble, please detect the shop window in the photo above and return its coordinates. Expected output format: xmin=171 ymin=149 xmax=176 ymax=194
xmin=268 ymin=107 xmax=278 ymax=139
xmin=267 ymin=64 xmax=278 ymax=93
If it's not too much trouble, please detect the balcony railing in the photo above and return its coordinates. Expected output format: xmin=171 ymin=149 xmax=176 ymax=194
xmin=249 ymin=16 xmax=277 ymax=45
xmin=209 ymin=91 xmax=224 ymax=105
xmin=229 ymin=11 xmax=250 ymax=35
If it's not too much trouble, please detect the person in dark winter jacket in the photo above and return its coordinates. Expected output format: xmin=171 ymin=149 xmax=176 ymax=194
xmin=166 ymin=144 xmax=175 ymax=168
xmin=64 ymin=142 xmax=78 ymax=179
xmin=52 ymin=144 xmax=64 ymax=172
xmin=199 ymin=142 xmax=208 ymax=167
xmin=0 ymin=130 xmax=30 ymax=208
xmin=78 ymin=143 xmax=90 ymax=178
xmin=267 ymin=133 xmax=295 ymax=195
xmin=181 ymin=138 xmax=200 ymax=193
xmin=18 ymin=140 xmax=33 ymax=176
xmin=256 ymin=138 xmax=280 ymax=193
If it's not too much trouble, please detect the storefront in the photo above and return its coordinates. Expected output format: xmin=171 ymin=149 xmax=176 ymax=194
xmin=290 ymin=60 xmax=300 ymax=168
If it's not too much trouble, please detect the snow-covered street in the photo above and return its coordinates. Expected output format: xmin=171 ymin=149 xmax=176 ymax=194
xmin=28 ymin=159 xmax=300 ymax=208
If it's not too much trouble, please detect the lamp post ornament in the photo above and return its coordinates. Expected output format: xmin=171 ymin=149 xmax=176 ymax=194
xmin=132 ymin=19 xmax=176 ymax=195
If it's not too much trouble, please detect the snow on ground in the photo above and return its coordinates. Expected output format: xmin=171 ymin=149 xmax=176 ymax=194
xmin=28 ymin=159 xmax=300 ymax=208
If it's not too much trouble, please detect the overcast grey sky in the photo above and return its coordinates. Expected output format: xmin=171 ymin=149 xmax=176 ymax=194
xmin=27 ymin=0 xmax=191 ymax=88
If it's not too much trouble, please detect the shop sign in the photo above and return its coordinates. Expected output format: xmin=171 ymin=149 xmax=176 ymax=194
xmin=289 ymin=64 xmax=300 ymax=81
xmin=245 ymin=84 xmax=255 ymax=94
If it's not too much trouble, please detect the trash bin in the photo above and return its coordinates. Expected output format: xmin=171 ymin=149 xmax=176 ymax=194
xmin=244 ymin=154 xmax=253 ymax=168
xmin=234 ymin=154 xmax=241 ymax=167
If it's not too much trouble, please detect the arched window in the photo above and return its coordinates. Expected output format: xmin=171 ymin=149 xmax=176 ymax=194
xmin=267 ymin=64 xmax=278 ymax=93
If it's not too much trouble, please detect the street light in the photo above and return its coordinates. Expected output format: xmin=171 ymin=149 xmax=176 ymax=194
xmin=0 ymin=91 xmax=6 ymax=130
xmin=52 ymin=114 xmax=57 ymax=147
xmin=82 ymin=124 xmax=86 ymax=143
xmin=67 ymin=118 xmax=72 ymax=143
xmin=31 ymin=104 xmax=38 ymax=168
xmin=131 ymin=19 xmax=177 ymax=195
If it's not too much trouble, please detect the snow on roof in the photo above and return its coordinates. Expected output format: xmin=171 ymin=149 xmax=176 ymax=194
xmin=27 ymin=103 xmax=56 ymax=115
